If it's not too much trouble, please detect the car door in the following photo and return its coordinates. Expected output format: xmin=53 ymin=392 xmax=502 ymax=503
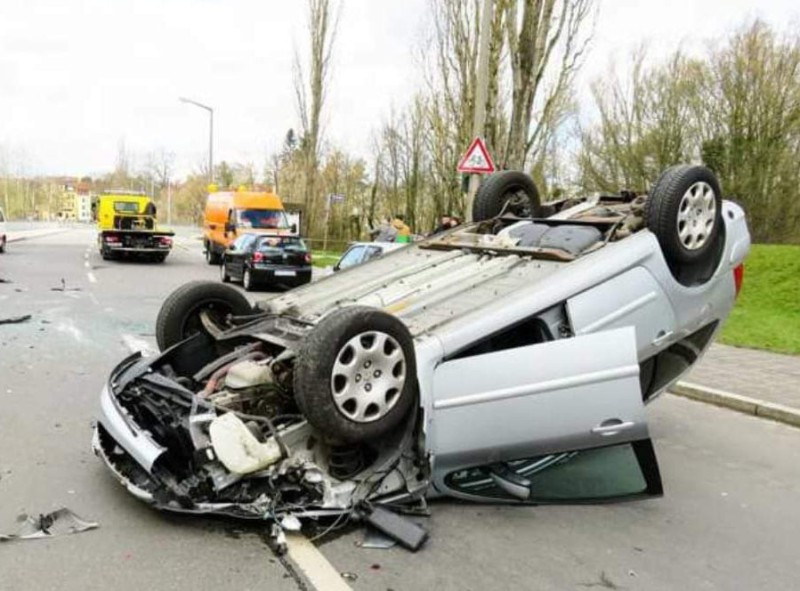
xmin=430 ymin=326 xmax=662 ymax=503
xmin=226 ymin=235 xmax=254 ymax=279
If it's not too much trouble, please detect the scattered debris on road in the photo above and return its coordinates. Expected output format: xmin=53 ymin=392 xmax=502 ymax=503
xmin=0 ymin=315 xmax=31 ymax=325
xmin=0 ymin=508 xmax=98 ymax=542
xmin=0 ymin=278 xmax=12 ymax=284
xmin=51 ymin=278 xmax=82 ymax=292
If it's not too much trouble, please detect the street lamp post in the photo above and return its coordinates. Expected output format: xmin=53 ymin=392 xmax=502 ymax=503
xmin=179 ymin=97 xmax=214 ymax=182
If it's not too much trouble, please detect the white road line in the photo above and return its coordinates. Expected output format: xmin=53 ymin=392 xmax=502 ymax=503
xmin=120 ymin=334 xmax=157 ymax=357
xmin=84 ymin=252 xmax=89 ymax=259
xmin=87 ymin=272 xmax=97 ymax=283
xmin=84 ymin=261 xmax=90 ymax=268
xmin=286 ymin=534 xmax=352 ymax=591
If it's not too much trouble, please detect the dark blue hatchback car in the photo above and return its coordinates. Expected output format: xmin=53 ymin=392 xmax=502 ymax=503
xmin=220 ymin=233 xmax=312 ymax=291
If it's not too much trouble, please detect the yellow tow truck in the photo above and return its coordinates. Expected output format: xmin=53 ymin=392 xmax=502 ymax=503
xmin=95 ymin=191 xmax=174 ymax=262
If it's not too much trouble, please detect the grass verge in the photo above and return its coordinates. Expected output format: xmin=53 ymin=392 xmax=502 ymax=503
xmin=311 ymin=250 xmax=342 ymax=268
xmin=720 ymin=244 xmax=800 ymax=355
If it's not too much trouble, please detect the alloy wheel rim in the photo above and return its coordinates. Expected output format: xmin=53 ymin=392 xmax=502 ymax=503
xmin=677 ymin=181 xmax=716 ymax=250
xmin=330 ymin=331 xmax=406 ymax=423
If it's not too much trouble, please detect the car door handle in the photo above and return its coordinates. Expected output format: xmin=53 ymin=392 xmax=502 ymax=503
xmin=591 ymin=420 xmax=635 ymax=436
xmin=653 ymin=330 xmax=673 ymax=347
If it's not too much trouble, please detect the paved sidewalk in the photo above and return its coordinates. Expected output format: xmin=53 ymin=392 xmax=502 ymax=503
xmin=685 ymin=343 xmax=800 ymax=410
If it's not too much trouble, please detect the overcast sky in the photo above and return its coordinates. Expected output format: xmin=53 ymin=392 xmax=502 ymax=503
xmin=1 ymin=0 xmax=798 ymax=178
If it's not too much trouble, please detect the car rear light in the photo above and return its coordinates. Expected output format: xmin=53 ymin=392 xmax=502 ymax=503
xmin=304 ymin=252 xmax=312 ymax=264
xmin=160 ymin=237 xmax=172 ymax=246
xmin=253 ymin=252 xmax=264 ymax=263
xmin=104 ymin=235 xmax=120 ymax=243
xmin=733 ymin=263 xmax=744 ymax=298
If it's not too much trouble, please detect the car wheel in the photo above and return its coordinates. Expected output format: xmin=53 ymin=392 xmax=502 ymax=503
xmin=293 ymin=306 xmax=417 ymax=443
xmin=472 ymin=171 xmax=541 ymax=221
xmin=155 ymin=281 xmax=253 ymax=351
xmin=0 ymin=236 xmax=5 ymax=253
xmin=645 ymin=165 xmax=723 ymax=265
xmin=243 ymin=268 xmax=256 ymax=291
xmin=220 ymin=260 xmax=231 ymax=283
xmin=205 ymin=244 xmax=221 ymax=265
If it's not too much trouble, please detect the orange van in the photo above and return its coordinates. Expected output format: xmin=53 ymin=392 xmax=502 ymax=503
xmin=203 ymin=189 xmax=297 ymax=264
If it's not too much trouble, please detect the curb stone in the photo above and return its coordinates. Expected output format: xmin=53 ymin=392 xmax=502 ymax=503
xmin=671 ymin=382 xmax=800 ymax=429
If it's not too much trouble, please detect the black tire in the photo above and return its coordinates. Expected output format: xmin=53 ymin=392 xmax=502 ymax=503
xmin=205 ymin=243 xmax=222 ymax=265
xmin=242 ymin=267 xmax=257 ymax=291
xmin=645 ymin=165 xmax=723 ymax=265
xmin=153 ymin=253 xmax=168 ymax=263
xmin=472 ymin=171 xmax=541 ymax=221
xmin=0 ymin=237 xmax=5 ymax=253
xmin=155 ymin=281 xmax=253 ymax=351
xmin=293 ymin=306 xmax=417 ymax=443
xmin=220 ymin=259 xmax=231 ymax=283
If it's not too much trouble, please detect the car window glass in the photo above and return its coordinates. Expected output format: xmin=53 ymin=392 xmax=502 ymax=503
xmin=337 ymin=246 xmax=365 ymax=269
xmin=364 ymin=246 xmax=384 ymax=261
xmin=236 ymin=209 xmax=290 ymax=230
xmin=113 ymin=201 xmax=139 ymax=213
xmin=257 ymin=236 xmax=306 ymax=251
xmin=233 ymin=235 xmax=255 ymax=251
xmin=445 ymin=442 xmax=650 ymax=503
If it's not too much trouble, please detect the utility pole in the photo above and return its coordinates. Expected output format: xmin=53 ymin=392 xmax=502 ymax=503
xmin=179 ymin=97 xmax=214 ymax=183
xmin=466 ymin=0 xmax=494 ymax=221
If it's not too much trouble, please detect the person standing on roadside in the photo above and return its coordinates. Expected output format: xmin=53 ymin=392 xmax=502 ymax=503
xmin=369 ymin=216 xmax=397 ymax=242
xmin=392 ymin=215 xmax=411 ymax=243
xmin=432 ymin=214 xmax=452 ymax=235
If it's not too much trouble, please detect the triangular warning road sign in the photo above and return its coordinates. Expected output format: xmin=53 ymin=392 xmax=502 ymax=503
xmin=457 ymin=137 xmax=496 ymax=174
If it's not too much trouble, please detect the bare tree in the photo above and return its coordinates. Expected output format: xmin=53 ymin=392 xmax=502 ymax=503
xmin=294 ymin=0 xmax=339 ymax=235
xmin=145 ymin=148 xmax=175 ymax=191
xmin=503 ymin=0 xmax=594 ymax=170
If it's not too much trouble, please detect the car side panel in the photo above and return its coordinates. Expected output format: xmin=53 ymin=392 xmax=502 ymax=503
xmin=428 ymin=327 xmax=647 ymax=475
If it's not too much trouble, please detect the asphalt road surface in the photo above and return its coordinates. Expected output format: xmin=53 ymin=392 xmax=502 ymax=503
xmin=2 ymin=226 xmax=799 ymax=590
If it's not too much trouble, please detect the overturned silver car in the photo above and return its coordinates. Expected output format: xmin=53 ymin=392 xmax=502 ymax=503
xmin=93 ymin=166 xmax=750 ymax=547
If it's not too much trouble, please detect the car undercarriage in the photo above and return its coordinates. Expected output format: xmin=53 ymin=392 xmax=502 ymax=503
xmin=94 ymin=166 xmax=751 ymax=551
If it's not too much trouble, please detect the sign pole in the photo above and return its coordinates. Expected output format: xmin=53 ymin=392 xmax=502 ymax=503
xmin=465 ymin=0 xmax=494 ymax=221
xmin=323 ymin=195 xmax=329 ymax=253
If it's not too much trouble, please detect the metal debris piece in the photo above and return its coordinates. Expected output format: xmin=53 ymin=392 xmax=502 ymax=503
xmin=360 ymin=527 xmax=397 ymax=550
xmin=341 ymin=572 xmax=358 ymax=582
xmin=0 ymin=278 xmax=12 ymax=284
xmin=0 ymin=508 xmax=98 ymax=541
xmin=0 ymin=315 xmax=31 ymax=325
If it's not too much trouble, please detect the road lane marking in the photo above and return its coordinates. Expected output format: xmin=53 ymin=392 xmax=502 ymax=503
xmin=286 ymin=534 xmax=352 ymax=591
xmin=121 ymin=334 xmax=157 ymax=357
xmin=87 ymin=272 xmax=97 ymax=283
xmin=84 ymin=261 xmax=90 ymax=268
